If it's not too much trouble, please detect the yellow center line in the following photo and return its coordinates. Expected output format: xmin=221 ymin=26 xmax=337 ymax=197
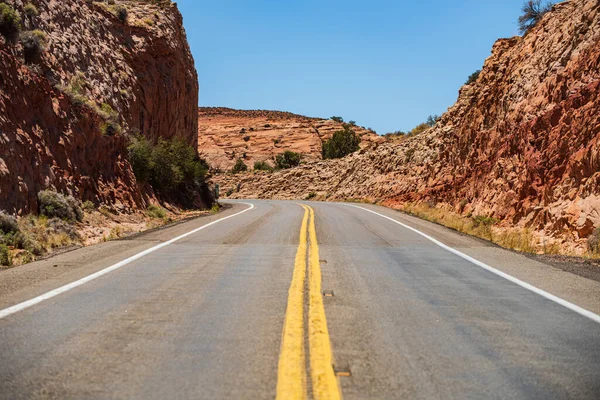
xmin=276 ymin=205 xmax=309 ymax=400
xmin=307 ymin=205 xmax=342 ymax=400
xmin=276 ymin=204 xmax=341 ymax=400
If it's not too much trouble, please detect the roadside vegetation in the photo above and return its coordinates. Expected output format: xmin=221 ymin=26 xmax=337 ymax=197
xmin=399 ymin=202 xmax=556 ymax=255
xmin=254 ymin=160 xmax=274 ymax=172
xmin=231 ymin=158 xmax=248 ymax=174
xmin=128 ymin=136 xmax=211 ymax=207
xmin=275 ymin=151 xmax=302 ymax=169
xmin=322 ymin=124 xmax=361 ymax=159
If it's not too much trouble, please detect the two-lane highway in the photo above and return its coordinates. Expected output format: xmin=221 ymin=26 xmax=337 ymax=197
xmin=0 ymin=200 xmax=599 ymax=399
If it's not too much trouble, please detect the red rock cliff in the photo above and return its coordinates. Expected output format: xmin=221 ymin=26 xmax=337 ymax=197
xmin=0 ymin=0 xmax=198 ymax=214
xmin=217 ymin=0 xmax=600 ymax=252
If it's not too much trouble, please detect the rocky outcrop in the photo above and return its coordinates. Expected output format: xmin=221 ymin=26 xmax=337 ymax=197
xmin=0 ymin=0 xmax=198 ymax=214
xmin=198 ymin=107 xmax=383 ymax=171
xmin=216 ymin=0 xmax=600 ymax=253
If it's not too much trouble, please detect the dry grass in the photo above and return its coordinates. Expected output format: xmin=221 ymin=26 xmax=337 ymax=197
xmin=400 ymin=203 xmax=539 ymax=254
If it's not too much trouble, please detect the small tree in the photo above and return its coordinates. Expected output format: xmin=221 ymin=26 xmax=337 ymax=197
xmin=322 ymin=125 xmax=361 ymax=159
xmin=465 ymin=70 xmax=481 ymax=85
xmin=275 ymin=151 xmax=301 ymax=169
xmin=330 ymin=116 xmax=344 ymax=123
xmin=231 ymin=158 xmax=248 ymax=174
xmin=426 ymin=115 xmax=440 ymax=127
xmin=518 ymin=0 xmax=553 ymax=35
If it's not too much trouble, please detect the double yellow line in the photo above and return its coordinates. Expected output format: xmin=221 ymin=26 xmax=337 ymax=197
xmin=276 ymin=205 xmax=341 ymax=400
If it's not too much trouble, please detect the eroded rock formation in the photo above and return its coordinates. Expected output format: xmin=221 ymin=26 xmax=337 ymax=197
xmin=0 ymin=0 xmax=198 ymax=214
xmin=198 ymin=107 xmax=383 ymax=171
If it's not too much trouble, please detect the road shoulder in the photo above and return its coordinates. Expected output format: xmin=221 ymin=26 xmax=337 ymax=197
xmin=0 ymin=203 xmax=249 ymax=309
xmin=353 ymin=203 xmax=600 ymax=317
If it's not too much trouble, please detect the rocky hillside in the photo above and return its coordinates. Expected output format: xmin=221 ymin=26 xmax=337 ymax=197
xmin=217 ymin=0 xmax=600 ymax=253
xmin=0 ymin=0 xmax=199 ymax=214
xmin=198 ymin=107 xmax=384 ymax=171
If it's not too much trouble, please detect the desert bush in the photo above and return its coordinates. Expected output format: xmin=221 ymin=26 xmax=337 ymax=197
xmin=410 ymin=123 xmax=430 ymax=136
xmin=128 ymin=136 xmax=209 ymax=195
xmin=128 ymin=135 xmax=153 ymax=183
xmin=0 ymin=3 xmax=21 ymax=42
xmin=20 ymin=30 xmax=47 ymax=64
xmin=116 ymin=6 xmax=128 ymax=23
xmin=519 ymin=0 xmax=553 ymax=34
xmin=472 ymin=215 xmax=498 ymax=228
xmin=147 ymin=204 xmax=166 ymax=219
xmin=465 ymin=70 xmax=481 ymax=85
xmin=231 ymin=158 xmax=248 ymax=174
xmin=226 ymin=188 xmax=234 ymax=197
xmin=0 ymin=211 xmax=19 ymax=234
xmin=275 ymin=151 xmax=302 ymax=169
xmin=306 ymin=192 xmax=316 ymax=200
xmin=59 ymin=72 xmax=88 ymax=106
xmin=23 ymin=3 xmax=39 ymax=17
xmin=243 ymin=136 xmax=250 ymax=142
xmin=0 ymin=244 xmax=11 ymax=267
xmin=322 ymin=125 xmax=361 ymax=159
xmin=253 ymin=160 xmax=273 ymax=172
xmin=330 ymin=116 xmax=344 ymax=123
xmin=588 ymin=228 xmax=600 ymax=254
xmin=82 ymin=200 xmax=95 ymax=212
xmin=38 ymin=190 xmax=83 ymax=222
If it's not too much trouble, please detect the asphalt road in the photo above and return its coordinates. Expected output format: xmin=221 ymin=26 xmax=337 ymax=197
xmin=0 ymin=200 xmax=599 ymax=399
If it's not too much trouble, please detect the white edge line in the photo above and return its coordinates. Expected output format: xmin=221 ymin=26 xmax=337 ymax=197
xmin=347 ymin=204 xmax=600 ymax=325
xmin=0 ymin=202 xmax=255 ymax=320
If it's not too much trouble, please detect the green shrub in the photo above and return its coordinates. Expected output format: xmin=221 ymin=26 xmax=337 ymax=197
xmin=20 ymin=30 xmax=47 ymax=64
xmin=147 ymin=204 xmax=166 ymax=219
xmin=254 ymin=160 xmax=273 ymax=172
xmin=465 ymin=70 xmax=481 ymax=85
xmin=519 ymin=0 xmax=553 ymax=34
xmin=128 ymin=135 xmax=153 ymax=183
xmin=24 ymin=3 xmax=39 ymax=17
xmin=226 ymin=188 xmax=234 ymax=197
xmin=0 ymin=244 xmax=11 ymax=267
xmin=82 ymin=200 xmax=95 ymax=212
xmin=275 ymin=151 xmax=302 ymax=169
xmin=306 ymin=192 xmax=316 ymax=200
xmin=128 ymin=136 xmax=211 ymax=205
xmin=231 ymin=158 xmax=248 ymax=174
xmin=330 ymin=116 xmax=344 ymax=123
xmin=38 ymin=190 xmax=83 ymax=222
xmin=322 ymin=125 xmax=361 ymax=159
xmin=0 ymin=3 xmax=21 ymax=42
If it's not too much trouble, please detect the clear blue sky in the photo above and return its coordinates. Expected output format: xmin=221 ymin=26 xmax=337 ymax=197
xmin=178 ymin=0 xmax=527 ymax=134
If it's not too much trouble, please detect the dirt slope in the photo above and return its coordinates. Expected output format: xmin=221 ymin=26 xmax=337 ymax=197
xmin=198 ymin=107 xmax=384 ymax=171
xmin=216 ymin=0 xmax=600 ymax=253
xmin=0 ymin=0 xmax=198 ymax=214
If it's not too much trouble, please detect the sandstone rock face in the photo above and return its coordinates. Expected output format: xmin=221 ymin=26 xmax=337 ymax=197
xmin=216 ymin=0 xmax=600 ymax=253
xmin=0 ymin=0 xmax=198 ymax=214
xmin=198 ymin=107 xmax=383 ymax=171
